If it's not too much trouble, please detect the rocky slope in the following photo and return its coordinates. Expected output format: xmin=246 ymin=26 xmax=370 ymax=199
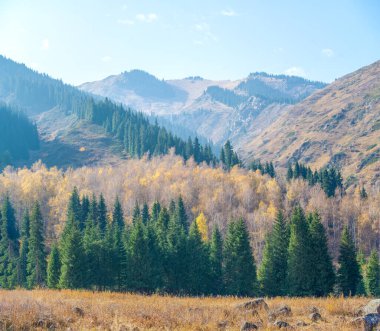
xmin=242 ymin=60 xmax=380 ymax=186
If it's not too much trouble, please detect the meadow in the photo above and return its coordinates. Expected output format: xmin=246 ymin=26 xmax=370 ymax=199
xmin=0 ymin=290 xmax=369 ymax=330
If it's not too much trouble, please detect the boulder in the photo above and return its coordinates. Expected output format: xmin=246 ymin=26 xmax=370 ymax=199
xmin=363 ymin=314 xmax=380 ymax=331
xmin=240 ymin=321 xmax=259 ymax=330
xmin=363 ymin=299 xmax=380 ymax=315
xmin=296 ymin=320 xmax=309 ymax=327
xmin=309 ymin=312 xmax=322 ymax=322
xmin=236 ymin=298 xmax=269 ymax=312
xmin=72 ymin=306 xmax=85 ymax=317
xmin=273 ymin=320 xmax=290 ymax=328
xmin=269 ymin=305 xmax=292 ymax=321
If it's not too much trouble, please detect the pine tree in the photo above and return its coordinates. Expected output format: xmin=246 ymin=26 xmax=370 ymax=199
xmin=0 ymin=196 xmax=19 ymax=288
xmin=17 ymin=210 xmax=30 ymax=287
xmin=175 ymin=196 xmax=188 ymax=233
xmin=98 ymin=194 xmax=107 ymax=233
xmin=27 ymin=202 xmax=47 ymax=288
xmin=258 ymin=210 xmax=289 ymax=296
xmin=187 ymin=221 xmax=211 ymax=294
xmin=47 ymin=243 xmax=61 ymax=288
xmin=112 ymin=197 xmax=124 ymax=229
xmin=308 ymin=212 xmax=335 ymax=296
xmin=365 ymin=250 xmax=380 ymax=296
xmin=151 ymin=201 xmax=161 ymax=223
xmin=287 ymin=206 xmax=313 ymax=296
xmin=67 ymin=187 xmax=82 ymax=228
xmin=336 ymin=226 xmax=361 ymax=296
xmin=209 ymin=226 xmax=223 ymax=294
xmin=59 ymin=214 xmax=85 ymax=289
xmin=223 ymin=218 xmax=256 ymax=296
xmin=141 ymin=203 xmax=150 ymax=224
xmin=132 ymin=202 xmax=141 ymax=223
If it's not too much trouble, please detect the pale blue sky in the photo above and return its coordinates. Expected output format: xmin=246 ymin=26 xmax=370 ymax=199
xmin=0 ymin=0 xmax=379 ymax=85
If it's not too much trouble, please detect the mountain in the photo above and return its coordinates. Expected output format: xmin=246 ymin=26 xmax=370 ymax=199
xmin=242 ymin=60 xmax=380 ymax=186
xmin=80 ymin=71 xmax=325 ymax=146
xmin=0 ymin=56 xmax=217 ymax=168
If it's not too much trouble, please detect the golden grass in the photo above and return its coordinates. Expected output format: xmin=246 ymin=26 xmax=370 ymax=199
xmin=0 ymin=290 xmax=370 ymax=330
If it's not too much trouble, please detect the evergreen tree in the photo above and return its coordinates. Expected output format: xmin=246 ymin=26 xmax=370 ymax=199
xmin=258 ymin=210 xmax=289 ymax=296
xmin=365 ymin=250 xmax=380 ymax=296
xmin=27 ymin=202 xmax=47 ymax=288
xmin=175 ymin=196 xmax=188 ymax=233
xmin=0 ymin=196 xmax=19 ymax=288
xmin=98 ymin=194 xmax=107 ymax=233
xmin=132 ymin=202 xmax=141 ymax=223
xmin=141 ymin=203 xmax=150 ymax=224
xmin=47 ymin=243 xmax=61 ymax=289
xmin=209 ymin=226 xmax=223 ymax=294
xmin=287 ymin=206 xmax=313 ymax=296
xmin=67 ymin=187 xmax=82 ymax=228
xmin=187 ymin=221 xmax=211 ymax=294
xmin=151 ymin=201 xmax=161 ymax=223
xmin=308 ymin=212 xmax=335 ymax=296
xmin=336 ymin=226 xmax=361 ymax=296
xmin=17 ymin=210 xmax=30 ymax=287
xmin=59 ymin=214 xmax=85 ymax=289
xmin=112 ymin=197 xmax=124 ymax=229
xmin=223 ymin=218 xmax=256 ymax=296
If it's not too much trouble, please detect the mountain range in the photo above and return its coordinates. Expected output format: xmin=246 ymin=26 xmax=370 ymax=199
xmin=1 ymin=54 xmax=379 ymax=186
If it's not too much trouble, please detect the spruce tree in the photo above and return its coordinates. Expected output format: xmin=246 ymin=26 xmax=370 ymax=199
xmin=175 ymin=196 xmax=188 ymax=232
xmin=336 ymin=226 xmax=361 ymax=296
xmin=287 ymin=206 xmax=313 ymax=296
xmin=0 ymin=196 xmax=19 ymax=288
xmin=365 ymin=250 xmax=380 ymax=296
xmin=223 ymin=218 xmax=256 ymax=296
xmin=308 ymin=212 xmax=335 ymax=296
xmin=59 ymin=214 xmax=85 ymax=289
xmin=151 ymin=201 xmax=161 ymax=222
xmin=27 ymin=202 xmax=47 ymax=288
xmin=209 ymin=226 xmax=223 ymax=294
xmin=141 ymin=203 xmax=150 ymax=224
xmin=187 ymin=221 xmax=211 ymax=294
xmin=132 ymin=202 xmax=140 ymax=223
xmin=258 ymin=210 xmax=289 ymax=296
xmin=67 ymin=187 xmax=82 ymax=228
xmin=98 ymin=194 xmax=107 ymax=233
xmin=47 ymin=243 xmax=61 ymax=289
xmin=17 ymin=210 xmax=30 ymax=287
xmin=112 ymin=197 xmax=124 ymax=229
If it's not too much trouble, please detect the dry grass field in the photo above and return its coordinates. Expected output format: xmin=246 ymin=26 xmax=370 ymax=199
xmin=0 ymin=290 xmax=371 ymax=330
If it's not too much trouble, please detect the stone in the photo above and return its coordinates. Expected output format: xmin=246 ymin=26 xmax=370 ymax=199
xmin=363 ymin=299 xmax=380 ymax=315
xmin=236 ymin=298 xmax=269 ymax=312
xmin=309 ymin=312 xmax=322 ymax=322
xmin=295 ymin=320 xmax=308 ymax=327
xmin=72 ymin=306 xmax=84 ymax=317
xmin=363 ymin=313 xmax=380 ymax=331
xmin=273 ymin=320 xmax=290 ymax=328
xmin=240 ymin=321 xmax=259 ymax=330
xmin=269 ymin=305 xmax=292 ymax=321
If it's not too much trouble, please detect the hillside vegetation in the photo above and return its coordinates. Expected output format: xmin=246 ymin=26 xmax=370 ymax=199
xmin=243 ymin=60 xmax=380 ymax=186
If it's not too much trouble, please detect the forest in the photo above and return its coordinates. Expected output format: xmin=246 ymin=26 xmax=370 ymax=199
xmin=0 ymin=104 xmax=39 ymax=169
xmin=0 ymin=152 xmax=378 ymax=296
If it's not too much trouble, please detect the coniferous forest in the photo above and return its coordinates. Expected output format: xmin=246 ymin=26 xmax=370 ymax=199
xmin=0 ymin=188 xmax=378 ymax=297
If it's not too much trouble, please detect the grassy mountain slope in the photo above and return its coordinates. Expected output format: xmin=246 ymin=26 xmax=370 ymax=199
xmin=243 ymin=60 xmax=380 ymax=185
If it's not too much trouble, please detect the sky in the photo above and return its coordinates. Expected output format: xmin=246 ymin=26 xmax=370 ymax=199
xmin=0 ymin=0 xmax=379 ymax=85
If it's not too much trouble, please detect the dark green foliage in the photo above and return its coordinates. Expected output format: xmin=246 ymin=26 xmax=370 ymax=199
xmin=27 ymin=202 xmax=47 ymax=288
xmin=59 ymin=214 xmax=85 ymax=289
xmin=141 ymin=203 xmax=150 ymax=224
xmin=112 ymin=197 xmax=124 ymax=229
xmin=360 ymin=186 xmax=368 ymax=199
xmin=220 ymin=140 xmax=240 ymax=170
xmin=187 ymin=221 xmax=211 ymax=295
xmin=67 ymin=187 xmax=83 ymax=228
xmin=175 ymin=196 xmax=188 ymax=233
xmin=250 ymin=160 xmax=276 ymax=177
xmin=308 ymin=212 xmax=335 ymax=296
xmin=336 ymin=226 xmax=361 ymax=296
xmin=287 ymin=161 xmax=343 ymax=197
xmin=47 ymin=243 xmax=60 ymax=289
xmin=209 ymin=226 xmax=223 ymax=294
xmin=223 ymin=218 xmax=257 ymax=296
xmin=17 ymin=210 xmax=30 ymax=287
xmin=0 ymin=196 xmax=19 ymax=288
xmin=98 ymin=194 xmax=107 ymax=233
xmin=258 ymin=210 xmax=289 ymax=296
xmin=0 ymin=104 xmax=39 ymax=169
xmin=287 ymin=206 xmax=313 ymax=296
xmin=365 ymin=250 xmax=380 ymax=296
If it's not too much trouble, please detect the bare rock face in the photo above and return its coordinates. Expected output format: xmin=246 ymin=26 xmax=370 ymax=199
xmin=240 ymin=321 xmax=259 ymax=330
xmin=235 ymin=298 xmax=269 ymax=312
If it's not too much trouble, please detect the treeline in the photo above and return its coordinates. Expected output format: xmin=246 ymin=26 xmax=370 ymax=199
xmin=76 ymin=98 xmax=217 ymax=163
xmin=0 ymin=104 xmax=39 ymax=169
xmin=206 ymin=86 xmax=246 ymax=108
xmin=287 ymin=161 xmax=343 ymax=197
xmin=0 ymin=55 xmax=217 ymax=164
xmin=0 ymin=190 xmax=378 ymax=297
xmin=249 ymin=160 xmax=276 ymax=178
